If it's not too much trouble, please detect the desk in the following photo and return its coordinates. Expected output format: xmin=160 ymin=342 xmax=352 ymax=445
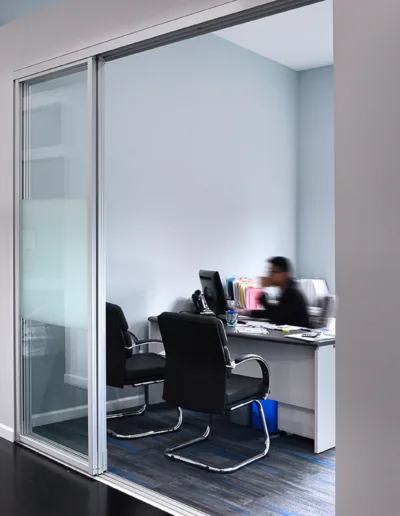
xmin=148 ymin=316 xmax=335 ymax=454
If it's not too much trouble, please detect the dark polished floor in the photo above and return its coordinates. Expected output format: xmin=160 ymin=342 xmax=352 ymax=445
xmin=36 ymin=406 xmax=335 ymax=516
xmin=0 ymin=437 xmax=169 ymax=516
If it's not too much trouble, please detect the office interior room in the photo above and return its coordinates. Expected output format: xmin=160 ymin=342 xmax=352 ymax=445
xmin=13 ymin=3 xmax=335 ymax=516
xmin=2 ymin=0 xmax=400 ymax=516
xmin=7 ymin=1 xmax=336 ymax=516
xmin=100 ymin=3 xmax=334 ymax=515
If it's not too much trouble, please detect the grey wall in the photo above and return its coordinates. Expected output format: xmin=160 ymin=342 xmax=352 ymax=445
xmin=297 ymin=65 xmax=334 ymax=291
xmin=105 ymin=33 xmax=299 ymax=337
xmin=335 ymin=0 xmax=400 ymax=514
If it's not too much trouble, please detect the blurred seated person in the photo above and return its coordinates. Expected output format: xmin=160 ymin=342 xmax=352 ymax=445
xmin=239 ymin=256 xmax=310 ymax=328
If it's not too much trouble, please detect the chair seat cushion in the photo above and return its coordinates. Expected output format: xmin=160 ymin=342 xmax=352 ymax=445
xmin=124 ymin=353 xmax=165 ymax=385
xmin=226 ymin=374 xmax=265 ymax=408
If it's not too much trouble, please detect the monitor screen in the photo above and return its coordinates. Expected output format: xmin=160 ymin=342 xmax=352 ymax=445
xmin=199 ymin=270 xmax=228 ymax=315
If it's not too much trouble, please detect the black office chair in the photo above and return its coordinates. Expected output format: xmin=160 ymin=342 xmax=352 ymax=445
xmin=106 ymin=302 xmax=182 ymax=439
xmin=158 ymin=312 xmax=271 ymax=474
xmin=310 ymin=295 xmax=335 ymax=329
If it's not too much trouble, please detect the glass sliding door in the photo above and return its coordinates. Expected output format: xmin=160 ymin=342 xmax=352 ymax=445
xmin=15 ymin=60 xmax=106 ymax=475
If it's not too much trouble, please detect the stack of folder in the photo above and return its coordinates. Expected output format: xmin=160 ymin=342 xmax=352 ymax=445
xmin=226 ymin=277 xmax=263 ymax=310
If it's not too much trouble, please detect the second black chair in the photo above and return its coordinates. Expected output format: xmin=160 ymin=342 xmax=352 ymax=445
xmin=158 ymin=312 xmax=271 ymax=473
xmin=106 ymin=302 xmax=182 ymax=439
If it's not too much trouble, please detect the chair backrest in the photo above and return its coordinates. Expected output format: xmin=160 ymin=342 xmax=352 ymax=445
xmin=310 ymin=295 xmax=335 ymax=329
xmin=158 ymin=312 xmax=231 ymax=415
xmin=317 ymin=295 xmax=335 ymax=328
xmin=298 ymin=279 xmax=330 ymax=307
xmin=106 ymin=302 xmax=131 ymax=388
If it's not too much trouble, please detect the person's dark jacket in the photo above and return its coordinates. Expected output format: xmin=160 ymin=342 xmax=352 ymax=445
xmin=249 ymin=279 xmax=310 ymax=328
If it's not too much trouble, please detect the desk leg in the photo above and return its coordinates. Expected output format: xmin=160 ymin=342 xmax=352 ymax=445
xmin=314 ymin=345 xmax=336 ymax=453
xmin=147 ymin=321 xmax=164 ymax=405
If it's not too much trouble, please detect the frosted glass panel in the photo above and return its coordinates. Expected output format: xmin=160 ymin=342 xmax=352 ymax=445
xmin=21 ymin=199 xmax=88 ymax=329
xmin=19 ymin=65 xmax=90 ymax=460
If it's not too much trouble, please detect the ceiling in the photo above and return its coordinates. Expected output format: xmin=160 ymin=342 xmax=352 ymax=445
xmin=216 ymin=0 xmax=333 ymax=71
xmin=0 ymin=0 xmax=333 ymax=71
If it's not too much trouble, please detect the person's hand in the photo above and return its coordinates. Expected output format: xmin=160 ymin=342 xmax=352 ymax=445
xmin=236 ymin=308 xmax=250 ymax=316
xmin=259 ymin=276 xmax=272 ymax=288
xmin=257 ymin=291 xmax=265 ymax=303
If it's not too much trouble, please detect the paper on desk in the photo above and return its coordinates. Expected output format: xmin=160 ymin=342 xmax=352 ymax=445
xmin=245 ymin=321 xmax=277 ymax=329
xmin=276 ymin=325 xmax=302 ymax=331
xmin=284 ymin=333 xmax=334 ymax=342
xmin=234 ymin=326 xmax=269 ymax=335
xmin=315 ymin=329 xmax=336 ymax=337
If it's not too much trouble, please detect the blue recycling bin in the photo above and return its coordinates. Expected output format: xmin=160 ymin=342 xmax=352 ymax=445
xmin=252 ymin=399 xmax=278 ymax=434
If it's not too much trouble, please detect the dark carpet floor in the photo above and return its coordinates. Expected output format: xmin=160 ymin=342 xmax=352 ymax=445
xmin=36 ymin=406 xmax=335 ymax=516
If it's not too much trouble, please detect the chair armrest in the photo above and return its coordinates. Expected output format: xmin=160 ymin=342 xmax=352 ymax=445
xmin=127 ymin=339 xmax=165 ymax=356
xmin=125 ymin=332 xmax=163 ymax=353
xmin=231 ymin=354 xmax=271 ymax=393
xmin=127 ymin=329 xmax=162 ymax=347
xmin=135 ymin=339 xmax=163 ymax=346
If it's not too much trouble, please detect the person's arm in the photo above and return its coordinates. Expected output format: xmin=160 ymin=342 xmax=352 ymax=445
xmin=249 ymin=309 xmax=269 ymax=319
xmin=266 ymin=288 xmax=307 ymax=326
xmin=264 ymin=303 xmax=286 ymax=325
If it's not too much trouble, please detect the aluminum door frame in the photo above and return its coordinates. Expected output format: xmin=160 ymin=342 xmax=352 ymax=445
xmin=13 ymin=57 xmax=107 ymax=476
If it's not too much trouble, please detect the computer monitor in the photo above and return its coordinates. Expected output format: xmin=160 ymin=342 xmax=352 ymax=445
xmin=199 ymin=270 xmax=228 ymax=315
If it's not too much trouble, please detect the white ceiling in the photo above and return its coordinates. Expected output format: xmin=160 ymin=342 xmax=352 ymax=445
xmin=216 ymin=0 xmax=333 ymax=71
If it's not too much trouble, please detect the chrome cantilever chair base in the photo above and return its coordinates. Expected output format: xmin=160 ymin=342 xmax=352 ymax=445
xmin=164 ymin=399 xmax=270 ymax=473
xmin=107 ymin=380 xmax=183 ymax=440
xmin=107 ymin=404 xmax=147 ymax=421
xmin=107 ymin=405 xmax=183 ymax=440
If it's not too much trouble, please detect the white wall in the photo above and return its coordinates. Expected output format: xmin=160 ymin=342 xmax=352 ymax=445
xmin=297 ymin=65 xmax=334 ymax=291
xmin=335 ymin=0 xmax=400 ymax=514
xmin=105 ymin=34 xmax=299 ymax=336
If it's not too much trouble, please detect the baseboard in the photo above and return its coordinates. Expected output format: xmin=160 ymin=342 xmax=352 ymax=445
xmin=0 ymin=423 xmax=14 ymax=442
xmin=64 ymin=373 xmax=88 ymax=389
xmin=32 ymin=394 xmax=144 ymax=428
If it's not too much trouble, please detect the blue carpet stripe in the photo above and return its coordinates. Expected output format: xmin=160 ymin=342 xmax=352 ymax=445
xmin=279 ymin=449 xmax=335 ymax=469
xmin=263 ymin=504 xmax=304 ymax=516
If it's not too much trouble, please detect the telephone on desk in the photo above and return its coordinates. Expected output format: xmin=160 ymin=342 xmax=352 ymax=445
xmin=192 ymin=290 xmax=215 ymax=316
xmin=191 ymin=290 xmax=247 ymax=325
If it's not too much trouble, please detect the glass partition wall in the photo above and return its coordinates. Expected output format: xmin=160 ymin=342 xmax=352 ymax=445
xmin=15 ymin=60 xmax=107 ymax=475
xmin=12 ymin=2 xmax=323 ymax=512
